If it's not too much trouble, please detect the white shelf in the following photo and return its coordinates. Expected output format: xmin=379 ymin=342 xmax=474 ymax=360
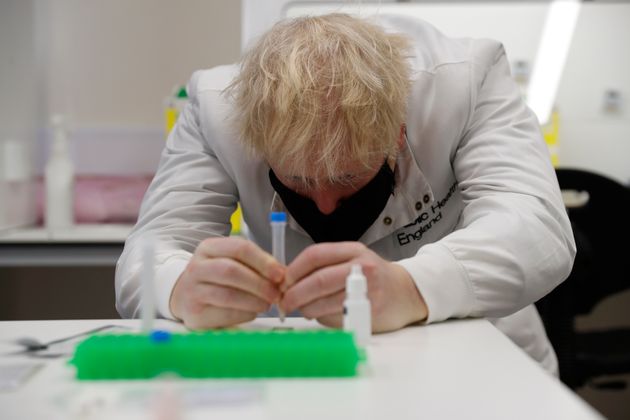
xmin=0 ymin=224 xmax=133 ymax=243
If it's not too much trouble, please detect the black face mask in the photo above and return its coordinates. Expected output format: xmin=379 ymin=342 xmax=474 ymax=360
xmin=269 ymin=162 xmax=395 ymax=243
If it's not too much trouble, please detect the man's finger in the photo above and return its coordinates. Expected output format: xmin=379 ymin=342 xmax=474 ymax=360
xmin=195 ymin=237 xmax=284 ymax=283
xmin=189 ymin=257 xmax=280 ymax=303
xmin=316 ymin=314 xmax=343 ymax=329
xmin=280 ymin=263 xmax=348 ymax=313
xmin=196 ymin=283 xmax=272 ymax=314
xmin=299 ymin=291 xmax=345 ymax=320
xmin=283 ymin=242 xmax=365 ymax=291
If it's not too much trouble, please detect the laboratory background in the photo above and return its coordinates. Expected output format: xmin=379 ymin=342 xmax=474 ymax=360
xmin=0 ymin=0 xmax=629 ymax=418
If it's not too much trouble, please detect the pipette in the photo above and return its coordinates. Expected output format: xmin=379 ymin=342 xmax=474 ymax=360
xmin=270 ymin=212 xmax=287 ymax=322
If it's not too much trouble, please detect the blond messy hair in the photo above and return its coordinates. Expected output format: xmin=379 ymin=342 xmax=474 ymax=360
xmin=225 ymin=13 xmax=411 ymax=184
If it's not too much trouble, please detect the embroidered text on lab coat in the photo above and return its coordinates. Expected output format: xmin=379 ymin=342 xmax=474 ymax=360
xmin=397 ymin=181 xmax=458 ymax=246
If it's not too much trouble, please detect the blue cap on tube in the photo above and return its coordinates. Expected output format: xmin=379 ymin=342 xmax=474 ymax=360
xmin=269 ymin=212 xmax=287 ymax=223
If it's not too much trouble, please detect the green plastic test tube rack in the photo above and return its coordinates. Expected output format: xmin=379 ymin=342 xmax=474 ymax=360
xmin=70 ymin=329 xmax=365 ymax=380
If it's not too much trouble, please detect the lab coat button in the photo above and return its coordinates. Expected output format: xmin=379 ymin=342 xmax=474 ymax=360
xmin=423 ymin=194 xmax=431 ymax=204
xmin=415 ymin=201 xmax=423 ymax=211
xmin=383 ymin=216 xmax=392 ymax=225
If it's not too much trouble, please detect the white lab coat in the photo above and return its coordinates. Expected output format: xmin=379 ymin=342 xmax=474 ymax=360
xmin=116 ymin=15 xmax=575 ymax=374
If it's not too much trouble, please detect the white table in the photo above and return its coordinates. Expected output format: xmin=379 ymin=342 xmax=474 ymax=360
xmin=0 ymin=318 xmax=603 ymax=420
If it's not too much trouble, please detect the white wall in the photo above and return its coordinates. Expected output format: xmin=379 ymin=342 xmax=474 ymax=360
xmin=242 ymin=0 xmax=293 ymax=52
xmin=241 ymin=0 xmax=399 ymax=52
xmin=47 ymin=0 xmax=241 ymax=126
xmin=0 ymin=1 xmax=45 ymax=146
xmin=3 ymin=1 xmax=628 ymax=182
xmin=0 ymin=0 xmax=46 ymax=229
xmin=279 ymin=1 xmax=630 ymax=185
xmin=42 ymin=0 xmax=242 ymax=174
xmin=1 ymin=0 xmax=242 ymax=228
xmin=556 ymin=4 xmax=630 ymax=185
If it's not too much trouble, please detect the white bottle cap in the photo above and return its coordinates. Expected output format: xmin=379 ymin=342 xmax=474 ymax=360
xmin=346 ymin=264 xmax=367 ymax=295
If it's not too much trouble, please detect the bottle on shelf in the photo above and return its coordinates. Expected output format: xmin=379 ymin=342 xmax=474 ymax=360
xmin=45 ymin=115 xmax=74 ymax=231
xmin=164 ymin=85 xmax=188 ymax=137
xmin=0 ymin=139 xmax=37 ymax=230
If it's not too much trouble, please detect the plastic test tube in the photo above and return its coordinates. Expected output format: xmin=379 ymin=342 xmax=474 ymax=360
xmin=270 ymin=212 xmax=287 ymax=321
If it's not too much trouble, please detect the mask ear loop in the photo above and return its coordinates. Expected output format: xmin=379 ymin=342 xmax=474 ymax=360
xmin=270 ymin=190 xmax=281 ymax=212
xmin=400 ymin=123 xmax=408 ymax=149
xmin=268 ymin=169 xmax=286 ymax=214
xmin=401 ymin=122 xmax=422 ymax=174
xmin=387 ymin=123 xmax=409 ymax=191
xmin=388 ymin=123 xmax=407 ymax=163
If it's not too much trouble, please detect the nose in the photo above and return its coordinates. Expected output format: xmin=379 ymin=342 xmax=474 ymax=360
xmin=310 ymin=189 xmax=341 ymax=215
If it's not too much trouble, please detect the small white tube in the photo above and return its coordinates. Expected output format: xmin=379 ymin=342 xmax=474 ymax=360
xmin=270 ymin=212 xmax=286 ymax=265
xmin=141 ymin=234 xmax=156 ymax=333
xmin=270 ymin=212 xmax=287 ymax=321
xmin=343 ymin=264 xmax=371 ymax=347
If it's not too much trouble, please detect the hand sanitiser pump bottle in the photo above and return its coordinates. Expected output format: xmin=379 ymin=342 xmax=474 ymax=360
xmin=343 ymin=264 xmax=371 ymax=347
xmin=45 ymin=115 xmax=74 ymax=230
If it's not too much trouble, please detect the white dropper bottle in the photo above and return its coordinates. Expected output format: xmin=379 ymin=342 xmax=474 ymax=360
xmin=45 ymin=115 xmax=74 ymax=231
xmin=343 ymin=264 xmax=371 ymax=347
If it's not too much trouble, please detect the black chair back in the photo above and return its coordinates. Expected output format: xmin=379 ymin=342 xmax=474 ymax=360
xmin=536 ymin=168 xmax=630 ymax=389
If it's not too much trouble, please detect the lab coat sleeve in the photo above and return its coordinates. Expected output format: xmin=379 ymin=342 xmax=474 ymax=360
xmin=396 ymin=43 xmax=576 ymax=323
xmin=115 ymin=71 xmax=238 ymax=320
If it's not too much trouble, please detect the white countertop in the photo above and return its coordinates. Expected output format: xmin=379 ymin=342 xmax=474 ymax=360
xmin=0 ymin=318 xmax=603 ymax=420
xmin=0 ymin=224 xmax=133 ymax=243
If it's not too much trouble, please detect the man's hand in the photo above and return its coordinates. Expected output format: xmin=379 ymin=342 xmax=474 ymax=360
xmin=279 ymin=242 xmax=428 ymax=332
xmin=170 ymin=237 xmax=284 ymax=330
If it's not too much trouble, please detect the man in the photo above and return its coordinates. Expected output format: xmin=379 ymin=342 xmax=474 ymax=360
xmin=116 ymin=14 xmax=575 ymax=374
